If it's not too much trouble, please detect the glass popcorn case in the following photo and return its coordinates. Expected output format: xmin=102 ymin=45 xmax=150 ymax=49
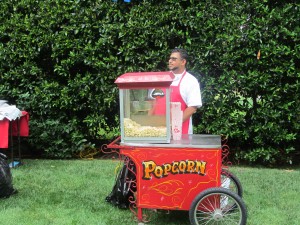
xmin=114 ymin=72 xmax=175 ymax=143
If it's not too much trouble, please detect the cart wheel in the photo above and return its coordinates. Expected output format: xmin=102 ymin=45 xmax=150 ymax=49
xmin=221 ymin=169 xmax=243 ymax=197
xmin=189 ymin=187 xmax=247 ymax=225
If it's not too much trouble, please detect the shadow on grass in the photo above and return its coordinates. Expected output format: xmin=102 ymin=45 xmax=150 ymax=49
xmin=148 ymin=210 xmax=190 ymax=225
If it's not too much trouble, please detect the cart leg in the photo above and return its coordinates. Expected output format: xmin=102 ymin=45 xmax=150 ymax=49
xmin=137 ymin=207 xmax=143 ymax=222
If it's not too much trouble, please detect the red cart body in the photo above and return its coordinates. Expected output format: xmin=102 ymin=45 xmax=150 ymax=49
xmin=109 ymin=134 xmax=221 ymax=213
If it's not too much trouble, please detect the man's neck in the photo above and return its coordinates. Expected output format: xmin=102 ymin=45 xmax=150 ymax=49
xmin=172 ymin=68 xmax=186 ymax=75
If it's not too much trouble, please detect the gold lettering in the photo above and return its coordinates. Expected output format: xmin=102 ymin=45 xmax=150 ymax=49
xmin=187 ymin=160 xmax=195 ymax=173
xmin=142 ymin=160 xmax=207 ymax=179
xmin=171 ymin=162 xmax=179 ymax=174
xmin=163 ymin=164 xmax=172 ymax=176
xmin=195 ymin=161 xmax=207 ymax=175
xmin=178 ymin=161 xmax=186 ymax=173
xmin=154 ymin=166 xmax=164 ymax=178
xmin=143 ymin=160 xmax=156 ymax=180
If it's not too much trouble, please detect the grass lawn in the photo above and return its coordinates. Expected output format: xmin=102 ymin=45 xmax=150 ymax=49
xmin=1 ymin=159 xmax=299 ymax=225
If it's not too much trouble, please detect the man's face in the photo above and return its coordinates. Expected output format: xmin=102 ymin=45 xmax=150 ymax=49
xmin=168 ymin=52 xmax=185 ymax=72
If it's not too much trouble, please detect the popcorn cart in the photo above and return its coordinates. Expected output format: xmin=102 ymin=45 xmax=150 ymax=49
xmin=104 ymin=72 xmax=247 ymax=225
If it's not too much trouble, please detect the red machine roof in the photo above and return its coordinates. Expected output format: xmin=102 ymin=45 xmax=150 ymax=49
xmin=115 ymin=71 xmax=175 ymax=89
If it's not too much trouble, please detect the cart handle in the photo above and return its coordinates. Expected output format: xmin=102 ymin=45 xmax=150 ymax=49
xmin=107 ymin=136 xmax=121 ymax=148
xmin=107 ymin=136 xmax=133 ymax=150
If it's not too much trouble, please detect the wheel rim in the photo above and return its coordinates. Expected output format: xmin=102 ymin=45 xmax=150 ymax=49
xmin=221 ymin=174 xmax=238 ymax=194
xmin=221 ymin=170 xmax=243 ymax=197
xmin=194 ymin=192 xmax=243 ymax=225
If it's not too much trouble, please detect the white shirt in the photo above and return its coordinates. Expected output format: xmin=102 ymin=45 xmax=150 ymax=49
xmin=171 ymin=71 xmax=202 ymax=108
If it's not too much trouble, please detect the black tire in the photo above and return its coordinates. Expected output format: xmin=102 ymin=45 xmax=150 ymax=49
xmin=0 ymin=153 xmax=17 ymax=198
xmin=189 ymin=187 xmax=247 ymax=225
xmin=221 ymin=169 xmax=243 ymax=197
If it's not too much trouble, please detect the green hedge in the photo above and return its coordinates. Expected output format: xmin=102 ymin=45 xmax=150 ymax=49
xmin=0 ymin=0 xmax=299 ymax=165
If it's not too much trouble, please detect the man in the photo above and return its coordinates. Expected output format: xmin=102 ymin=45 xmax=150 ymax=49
xmin=150 ymin=48 xmax=202 ymax=134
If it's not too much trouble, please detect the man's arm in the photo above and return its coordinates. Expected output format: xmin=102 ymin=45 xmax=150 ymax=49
xmin=183 ymin=106 xmax=197 ymax=122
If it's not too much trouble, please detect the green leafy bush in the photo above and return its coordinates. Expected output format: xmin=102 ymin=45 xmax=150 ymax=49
xmin=0 ymin=0 xmax=299 ymax=164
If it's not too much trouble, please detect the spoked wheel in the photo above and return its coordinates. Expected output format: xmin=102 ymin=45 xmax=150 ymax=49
xmin=189 ymin=187 xmax=247 ymax=225
xmin=221 ymin=169 xmax=243 ymax=197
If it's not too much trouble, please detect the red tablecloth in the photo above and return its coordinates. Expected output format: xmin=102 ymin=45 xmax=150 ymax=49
xmin=0 ymin=111 xmax=29 ymax=148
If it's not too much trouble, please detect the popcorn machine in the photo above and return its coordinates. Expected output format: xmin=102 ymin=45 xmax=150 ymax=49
xmin=114 ymin=71 xmax=174 ymax=143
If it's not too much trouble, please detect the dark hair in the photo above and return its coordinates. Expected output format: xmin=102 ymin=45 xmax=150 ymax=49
xmin=171 ymin=48 xmax=189 ymax=61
